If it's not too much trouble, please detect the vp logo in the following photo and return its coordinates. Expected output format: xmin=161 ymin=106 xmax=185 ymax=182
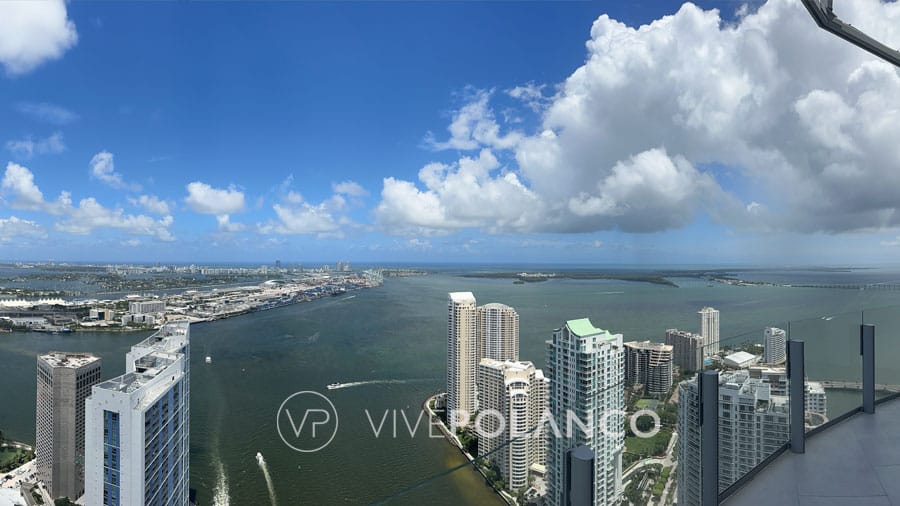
xmin=276 ymin=391 xmax=339 ymax=453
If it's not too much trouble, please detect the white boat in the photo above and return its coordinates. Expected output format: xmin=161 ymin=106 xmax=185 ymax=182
xmin=205 ymin=356 xmax=212 ymax=364
xmin=327 ymin=382 xmax=341 ymax=390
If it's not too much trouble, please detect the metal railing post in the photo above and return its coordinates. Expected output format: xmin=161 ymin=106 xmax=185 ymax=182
xmin=788 ymin=340 xmax=806 ymax=454
xmin=700 ymin=370 xmax=719 ymax=505
xmin=862 ymin=324 xmax=875 ymax=414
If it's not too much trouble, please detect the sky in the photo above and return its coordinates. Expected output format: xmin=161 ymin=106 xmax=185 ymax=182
xmin=0 ymin=0 xmax=899 ymax=265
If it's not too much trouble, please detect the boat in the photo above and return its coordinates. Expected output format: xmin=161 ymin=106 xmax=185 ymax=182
xmin=327 ymin=382 xmax=341 ymax=390
xmin=205 ymin=356 xmax=212 ymax=364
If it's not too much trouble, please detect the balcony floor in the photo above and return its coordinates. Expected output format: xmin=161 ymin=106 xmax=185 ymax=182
xmin=725 ymin=397 xmax=900 ymax=506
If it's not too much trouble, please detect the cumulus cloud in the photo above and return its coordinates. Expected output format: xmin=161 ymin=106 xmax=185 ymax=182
xmin=5 ymin=132 xmax=65 ymax=159
xmin=378 ymin=0 xmax=900 ymax=236
xmin=1 ymin=162 xmax=174 ymax=240
xmin=0 ymin=216 xmax=46 ymax=242
xmin=0 ymin=0 xmax=78 ymax=76
xmin=2 ymin=162 xmax=52 ymax=211
xmin=90 ymin=151 xmax=141 ymax=191
xmin=55 ymin=198 xmax=174 ymax=241
xmin=184 ymin=182 xmax=245 ymax=214
xmin=216 ymin=214 xmax=245 ymax=233
xmin=375 ymin=149 xmax=543 ymax=235
xmin=128 ymin=194 xmax=171 ymax=215
xmin=424 ymin=90 xmax=524 ymax=151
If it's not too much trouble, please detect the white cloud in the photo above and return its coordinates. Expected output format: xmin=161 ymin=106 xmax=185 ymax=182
xmin=379 ymin=0 xmax=900 ymax=236
xmin=184 ymin=182 xmax=245 ymax=214
xmin=332 ymin=180 xmax=369 ymax=198
xmin=882 ymin=236 xmax=900 ymax=247
xmin=5 ymin=132 xmax=65 ymax=159
xmin=507 ymin=82 xmax=551 ymax=113
xmin=216 ymin=214 xmax=245 ymax=233
xmin=375 ymin=149 xmax=544 ymax=235
xmin=425 ymin=90 xmax=524 ymax=151
xmin=0 ymin=216 xmax=46 ymax=242
xmin=90 ymin=151 xmax=140 ymax=191
xmin=1 ymin=162 xmax=174 ymax=240
xmin=0 ymin=0 xmax=78 ymax=76
xmin=2 ymin=162 xmax=47 ymax=210
xmin=14 ymin=102 xmax=78 ymax=125
xmin=55 ymin=197 xmax=174 ymax=241
xmin=128 ymin=194 xmax=171 ymax=215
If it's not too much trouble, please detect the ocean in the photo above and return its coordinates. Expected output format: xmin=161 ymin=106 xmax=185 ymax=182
xmin=2 ymin=266 xmax=900 ymax=504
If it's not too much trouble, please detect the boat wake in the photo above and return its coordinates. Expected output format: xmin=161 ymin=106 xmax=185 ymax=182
xmin=256 ymin=452 xmax=277 ymax=506
xmin=327 ymin=378 xmax=438 ymax=390
xmin=211 ymin=459 xmax=229 ymax=506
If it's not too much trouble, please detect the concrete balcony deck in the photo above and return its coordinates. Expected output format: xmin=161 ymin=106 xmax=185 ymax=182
xmin=724 ymin=397 xmax=900 ymax=506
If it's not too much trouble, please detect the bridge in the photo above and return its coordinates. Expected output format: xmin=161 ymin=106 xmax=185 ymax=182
xmin=819 ymin=381 xmax=900 ymax=394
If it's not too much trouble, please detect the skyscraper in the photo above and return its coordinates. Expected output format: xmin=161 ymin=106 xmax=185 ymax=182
xmin=699 ymin=307 xmax=720 ymax=357
xmin=763 ymin=327 xmax=787 ymax=364
xmin=477 ymin=303 xmax=519 ymax=362
xmin=84 ymin=322 xmax=191 ymax=506
xmin=35 ymin=352 xmax=102 ymax=500
xmin=623 ymin=341 xmax=674 ymax=396
xmin=476 ymin=359 xmax=548 ymax=492
xmin=546 ymin=318 xmax=625 ymax=506
xmin=666 ymin=329 xmax=704 ymax=373
xmin=447 ymin=292 xmax=477 ymax=424
xmin=677 ymin=370 xmax=790 ymax=503
xmin=676 ymin=379 xmax=702 ymax=506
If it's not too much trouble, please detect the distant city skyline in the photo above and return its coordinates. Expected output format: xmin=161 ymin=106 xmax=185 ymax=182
xmin=1 ymin=0 xmax=900 ymax=264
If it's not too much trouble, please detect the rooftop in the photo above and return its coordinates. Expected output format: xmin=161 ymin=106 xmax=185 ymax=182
xmin=725 ymin=397 xmax=900 ymax=506
xmin=39 ymin=351 xmax=100 ymax=368
xmin=448 ymin=291 xmax=475 ymax=303
xmin=566 ymin=318 xmax=608 ymax=338
xmin=624 ymin=340 xmax=673 ymax=352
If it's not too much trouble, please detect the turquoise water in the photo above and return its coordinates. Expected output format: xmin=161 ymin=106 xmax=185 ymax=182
xmin=2 ymin=272 xmax=900 ymax=504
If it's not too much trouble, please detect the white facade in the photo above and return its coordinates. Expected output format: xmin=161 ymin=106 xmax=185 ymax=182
xmin=699 ymin=307 xmax=720 ymax=357
xmin=128 ymin=300 xmax=165 ymax=314
xmin=545 ymin=318 xmax=624 ymax=506
xmin=806 ymin=381 xmax=827 ymax=415
xmin=84 ymin=322 xmax=190 ymax=506
xmin=476 ymin=359 xmax=548 ymax=492
xmin=477 ymin=303 xmax=519 ymax=362
xmin=763 ymin=327 xmax=787 ymax=365
xmin=447 ymin=292 xmax=477 ymax=425
xmin=723 ymin=351 xmax=760 ymax=369
xmin=623 ymin=341 xmax=673 ymax=396
xmin=677 ymin=370 xmax=790 ymax=503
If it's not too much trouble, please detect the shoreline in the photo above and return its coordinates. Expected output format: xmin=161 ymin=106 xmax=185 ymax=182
xmin=423 ymin=394 xmax=516 ymax=506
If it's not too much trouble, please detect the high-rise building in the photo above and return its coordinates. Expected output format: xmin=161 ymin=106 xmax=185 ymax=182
xmin=84 ymin=322 xmax=191 ymax=506
xmin=806 ymin=381 xmax=827 ymax=415
xmin=699 ymin=307 xmax=720 ymax=357
xmin=35 ymin=352 xmax=102 ymax=500
xmin=545 ymin=318 xmax=625 ymax=506
xmin=665 ymin=329 xmax=704 ymax=373
xmin=677 ymin=370 xmax=790 ymax=502
xmin=763 ymin=327 xmax=787 ymax=365
xmin=676 ymin=379 xmax=702 ymax=506
xmin=447 ymin=292 xmax=477 ymax=424
xmin=623 ymin=341 xmax=674 ymax=395
xmin=477 ymin=303 xmax=519 ymax=362
xmin=476 ymin=359 xmax=548 ymax=492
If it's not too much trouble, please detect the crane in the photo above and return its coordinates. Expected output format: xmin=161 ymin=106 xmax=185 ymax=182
xmin=800 ymin=0 xmax=900 ymax=66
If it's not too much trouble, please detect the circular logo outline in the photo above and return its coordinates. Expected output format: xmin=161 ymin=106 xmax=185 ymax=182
xmin=276 ymin=390 xmax=339 ymax=453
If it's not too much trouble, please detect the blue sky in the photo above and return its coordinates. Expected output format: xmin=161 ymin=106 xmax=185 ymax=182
xmin=1 ymin=0 xmax=899 ymax=264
